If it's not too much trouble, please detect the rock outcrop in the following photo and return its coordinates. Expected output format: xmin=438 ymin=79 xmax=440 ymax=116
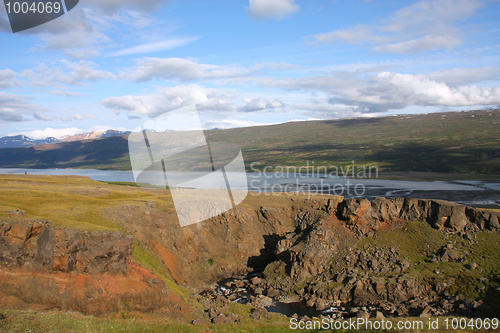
xmin=0 ymin=220 xmax=189 ymax=316
xmin=104 ymin=197 xmax=303 ymax=287
xmin=1 ymin=194 xmax=499 ymax=319
xmin=0 ymin=264 xmax=184 ymax=316
xmin=0 ymin=220 xmax=134 ymax=274
xmin=105 ymin=195 xmax=499 ymax=290
xmin=337 ymin=197 xmax=499 ymax=234
xmin=223 ymin=196 xmax=499 ymax=318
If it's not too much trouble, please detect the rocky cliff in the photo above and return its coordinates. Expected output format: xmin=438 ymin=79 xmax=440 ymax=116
xmin=110 ymin=195 xmax=499 ymax=287
xmin=337 ymin=197 xmax=500 ymax=233
xmin=224 ymin=197 xmax=500 ymax=318
xmin=1 ymin=220 xmax=134 ymax=274
xmin=0 ymin=220 xmax=187 ymax=316
xmin=1 ymin=193 xmax=499 ymax=319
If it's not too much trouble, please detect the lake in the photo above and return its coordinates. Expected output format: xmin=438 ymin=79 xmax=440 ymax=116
xmin=1 ymin=168 xmax=499 ymax=207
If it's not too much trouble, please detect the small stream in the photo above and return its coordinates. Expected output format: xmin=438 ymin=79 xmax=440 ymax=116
xmin=213 ymin=274 xmax=380 ymax=319
xmin=266 ymin=302 xmax=322 ymax=318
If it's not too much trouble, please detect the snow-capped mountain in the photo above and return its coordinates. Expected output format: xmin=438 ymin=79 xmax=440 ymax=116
xmin=0 ymin=135 xmax=58 ymax=148
xmin=0 ymin=130 xmax=131 ymax=148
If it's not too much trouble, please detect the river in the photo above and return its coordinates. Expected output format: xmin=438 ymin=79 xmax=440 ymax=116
xmin=1 ymin=168 xmax=499 ymax=207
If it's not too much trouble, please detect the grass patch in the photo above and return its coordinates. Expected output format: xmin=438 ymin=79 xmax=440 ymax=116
xmin=132 ymin=243 xmax=190 ymax=298
xmin=0 ymin=309 xmax=297 ymax=333
xmin=0 ymin=174 xmax=169 ymax=231
xmin=0 ymin=309 xmax=485 ymax=332
xmin=103 ymin=181 xmax=140 ymax=187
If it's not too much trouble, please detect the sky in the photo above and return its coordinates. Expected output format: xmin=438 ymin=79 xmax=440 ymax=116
xmin=0 ymin=0 xmax=499 ymax=139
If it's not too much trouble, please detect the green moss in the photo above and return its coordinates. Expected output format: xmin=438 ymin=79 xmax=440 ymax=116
xmin=132 ymin=243 xmax=190 ymax=298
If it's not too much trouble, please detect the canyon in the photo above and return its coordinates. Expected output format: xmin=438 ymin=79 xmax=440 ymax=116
xmin=1 ymin=176 xmax=499 ymax=325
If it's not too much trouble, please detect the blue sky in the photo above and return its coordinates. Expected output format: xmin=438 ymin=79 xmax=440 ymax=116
xmin=1 ymin=0 xmax=499 ymax=139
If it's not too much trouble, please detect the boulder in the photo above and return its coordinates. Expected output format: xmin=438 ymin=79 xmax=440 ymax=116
xmin=371 ymin=311 xmax=385 ymax=320
xmin=250 ymin=307 xmax=271 ymax=320
xmin=356 ymin=311 xmax=370 ymax=319
xmin=428 ymin=201 xmax=469 ymax=231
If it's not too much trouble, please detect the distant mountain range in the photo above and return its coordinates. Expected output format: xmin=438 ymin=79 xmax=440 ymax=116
xmin=0 ymin=130 xmax=131 ymax=148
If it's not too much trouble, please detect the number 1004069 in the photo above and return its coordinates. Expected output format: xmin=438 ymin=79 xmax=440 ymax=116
xmin=444 ymin=317 xmax=498 ymax=330
xmin=5 ymin=1 xmax=62 ymax=14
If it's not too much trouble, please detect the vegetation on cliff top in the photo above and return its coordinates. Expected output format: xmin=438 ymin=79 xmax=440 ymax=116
xmin=0 ymin=174 xmax=169 ymax=231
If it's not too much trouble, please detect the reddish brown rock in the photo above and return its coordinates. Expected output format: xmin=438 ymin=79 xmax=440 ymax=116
xmin=0 ymin=220 xmax=134 ymax=274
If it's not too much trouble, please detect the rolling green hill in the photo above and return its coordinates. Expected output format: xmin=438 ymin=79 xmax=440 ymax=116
xmin=1 ymin=109 xmax=499 ymax=175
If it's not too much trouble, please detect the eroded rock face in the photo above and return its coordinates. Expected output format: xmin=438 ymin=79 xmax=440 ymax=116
xmin=104 ymin=195 xmax=498 ymax=289
xmin=465 ymin=207 xmax=500 ymax=230
xmin=1 ymin=195 xmax=498 ymax=318
xmin=250 ymin=197 xmax=499 ymax=317
xmin=104 ymin=198 xmax=303 ymax=287
xmin=338 ymin=197 xmax=499 ymax=234
xmin=0 ymin=264 xmax=186 ymax=316
xmin=0 ymin=220 xmax=134 ymax=274
xmin=0 ymin=221 xmax=189 ymax=316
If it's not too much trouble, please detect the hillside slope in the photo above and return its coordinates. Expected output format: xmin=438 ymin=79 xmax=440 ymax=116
xmin=0 ymin=109 xmax=499 ymax=174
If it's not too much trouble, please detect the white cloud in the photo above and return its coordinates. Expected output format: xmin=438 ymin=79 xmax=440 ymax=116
xmin=60 ymin=59 xmax=114 ymax=82
xmin=253 ymin=69 xmax=500 ymax=113
xmin=247 ymin=0 xmax=299 ymax=21
xmin=21 ymin=60 xmax=114 ymax=87
xmin=60 ymin=113 xmax=97 ymax=121
xmin=123 ymin=57 xmax=251 ymax=82
xmin=373 ymin=34 xmax=462 ymax=54
xmin=101 ymin=84 xmax=290 ymax=118
xmin=65 ymin=48 xmax=101 ymax=59
xmin=20 ymin=127 xmax=84 ymax=140
xmin=33 ymin=111 xmax=52 ymax=121
xmin=0 ymin=110 xmax=24 ymax=122
xmin=311 ymin=0 xmax=483 ymax=54
xmin=242 ymin=98 xmax=285 ymax=111
xmin=101 ymin=84 xmax=239 ymax=116
xmin=26 ymin=8 xmax=110 ymax=51
xmin=46 ymin=90 xmax=84 ymax=97
xmin=313 ymin=25 xmax=387 ymax=45
xmin=0 ymin=69 xmax=19 ymax=89
xmin=3 ymin=6 xmax=146 ymax=55
xmin=339 ymin=71 xmax=500 ymax=112
xmin=0 ymin=91 xmax=48 ymax=122
xmin=109 ymin=36 xmax=200 ymax=57
xmin=427 ymin=67 xmax=500 ymax=86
